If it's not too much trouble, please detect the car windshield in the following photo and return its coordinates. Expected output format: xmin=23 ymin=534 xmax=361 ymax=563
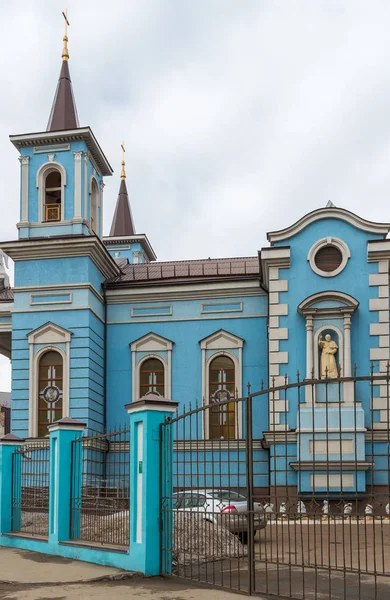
xmin=208 ymin=490 xmax=247 ymax=501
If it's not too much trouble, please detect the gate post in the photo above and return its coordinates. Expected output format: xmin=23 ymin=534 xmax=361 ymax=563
xmin=48 ymin=418 xmax=86 ymax=544
xmin=126 ymin=394 xmax=178 ymax=576
xmin=0 ymin=434 xmax=24 ymax=536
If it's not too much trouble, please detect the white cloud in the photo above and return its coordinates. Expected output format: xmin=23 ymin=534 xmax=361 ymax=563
xmin=1 ymin=1 xmax=390 ymax=388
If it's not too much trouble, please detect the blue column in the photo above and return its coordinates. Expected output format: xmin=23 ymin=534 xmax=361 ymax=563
xmin=48 ymin=417 xmax=86 ymax=544
xmin=126 ymin=395 xmax=178 ymax=576
xmin=0 ymin=434 xmax=24 ymax=536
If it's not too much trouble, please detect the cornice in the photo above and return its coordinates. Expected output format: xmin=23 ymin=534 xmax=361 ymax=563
xmin=105 ymin=279 xmax=265 ymax=304
xmin=0 ymin=236 xmax=120 ymax=281
xmin=103 ymin=233 xmax=157 ymax=262
xmin=267 ymin=207 xmax=390 ymax=243
xmin=9 ymin=127 xmax=113 ymax=177
xmin=260 ymin=246 xmax=291 ymax=288
xmin=367 ymin=240 xmax=390 ymax=263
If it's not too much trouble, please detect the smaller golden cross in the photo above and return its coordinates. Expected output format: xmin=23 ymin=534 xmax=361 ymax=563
xmin=121 ymin=141 xmax=126 ymax=180
xmin=62 ymin=9 xmax=70 ymax=35
xmin=61 ymin=10 xmax=70 ymax=61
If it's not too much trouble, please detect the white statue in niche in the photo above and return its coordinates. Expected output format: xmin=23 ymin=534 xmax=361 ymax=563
xmin=319 ymin=333 xmax=338 ymax=379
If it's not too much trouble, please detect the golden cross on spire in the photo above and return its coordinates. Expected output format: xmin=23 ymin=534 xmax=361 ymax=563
xmin=62 ymin=9 xmax=70 ymax=61
xmin=121 ymin=141 xmax=126 ymax=180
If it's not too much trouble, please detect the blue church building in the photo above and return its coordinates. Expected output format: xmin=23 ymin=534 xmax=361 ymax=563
xmin=1 ymin=31 xmax=390 ymax=501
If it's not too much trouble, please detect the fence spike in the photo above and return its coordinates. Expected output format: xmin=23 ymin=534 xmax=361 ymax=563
xmin=296 ymin=370 xmax=300 ymax=383
xmin=247 ymin=382 xmax=251 ymax=395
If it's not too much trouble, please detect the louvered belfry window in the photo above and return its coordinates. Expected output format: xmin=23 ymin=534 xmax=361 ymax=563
xmin=314 ymin=245 xmax=343 ymax=272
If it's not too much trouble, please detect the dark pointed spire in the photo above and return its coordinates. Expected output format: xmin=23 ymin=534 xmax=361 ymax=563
xmin=47 ymin=10 xmax=79 ymax=132
xmin=109 ymin=142 xmax=136 ymax=236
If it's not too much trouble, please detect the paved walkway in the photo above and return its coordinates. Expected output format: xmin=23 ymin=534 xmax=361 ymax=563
xmin=0 ymin=547 xmax=267 ymax=599
xmin=0 ymin=547 xmax=127 ymax=584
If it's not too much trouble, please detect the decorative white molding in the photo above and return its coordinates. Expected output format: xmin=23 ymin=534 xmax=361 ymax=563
xmin=10 ymin=128 xmax=113 ymax=177
xmin=260 ymin=247 xmax=291 ymax=288
xmin=36 ymin=161 xmax=66 ymax=224
xmin=307 ymin=237 xmax=351 ymax=277
xmin=268 ymin=207 xmax=390 ymax=243
xmin=200 ymin=329 xmax=244 ymax=350
xmin=130 ymin=332 xmax=173 ymax=353
xmin=30 ymin=292 xmax=72 ymax=306
xmin=47 ymin=153 xmax=55 ymax=162
xmin=298 ymin=290 xmax=359 ymax=315
xmin=368 ymin=258 xmax=390 ymax=425
xmin=105 ymin=280 xmax=264 ymax=305
xmin=27 ymin=322 xmax=71 ymax=437
xmin=0 ymin=237 xmax=120 ymax=281
xmin=130 ymin=332 xmax=173 ymax=402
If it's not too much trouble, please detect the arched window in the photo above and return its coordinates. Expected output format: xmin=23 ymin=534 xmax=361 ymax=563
xmin=38 ymin=350 xmax=63 ymax=437
xmin=139 ymin=358 xmax=165 ymax=396
xmin=209 ymin=355 xmax=236 ymax=440
xmin=91 ymin=179 xmax=99 ymax=233
xmin=44 ymin=169 xmax=62 ymax=222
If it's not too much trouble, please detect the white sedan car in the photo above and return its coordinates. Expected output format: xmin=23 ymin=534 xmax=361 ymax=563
xmin=173 ymin=489 xmax=266 ymax=543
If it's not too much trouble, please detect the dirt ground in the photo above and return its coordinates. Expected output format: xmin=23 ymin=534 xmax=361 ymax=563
xmin=0 ymin=576 xmax=263 ymax=600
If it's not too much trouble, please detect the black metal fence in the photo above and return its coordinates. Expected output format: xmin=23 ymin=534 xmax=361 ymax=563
xmin=160 ymin=372 xmax=390 ymax=599
xmin=70 ymin=426 xmax=130 ymax=548
xmin=11 ymin=439 xmax=50 ymax=538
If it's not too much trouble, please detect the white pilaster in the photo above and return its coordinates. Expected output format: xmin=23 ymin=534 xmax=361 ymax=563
xmin=305 ymin=315 xmax=313 ymax=378
xmin=83 ymin=153 xmax=89 ymax=219
xmin=19 ymin=155 xmax=30 ymax=224
xmin=343 ymin=314 xmax=351 ymax=377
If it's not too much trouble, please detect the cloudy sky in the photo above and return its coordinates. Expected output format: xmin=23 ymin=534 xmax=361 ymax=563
xmin=1 ymin=0 xmax=390 ymax=389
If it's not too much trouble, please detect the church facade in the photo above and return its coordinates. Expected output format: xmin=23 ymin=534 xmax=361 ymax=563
xmin=1 ymin=35 xmax=390 ymax=499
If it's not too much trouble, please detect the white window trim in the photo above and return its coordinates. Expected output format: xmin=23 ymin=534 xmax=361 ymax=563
xmin=202 ymin=349 xmax=243 ymax=440
xmin=130 ymin=332 xmax=173 ymax=401
xmin=27 ymin=322 xmax=71 ymax=437
xmin=36 ymin=162 xmax=67 ymax=224
xmin=134 ymin=353 xmax=170 ymax=401
xmin=307 ymin=237 xmax=350 ymax=277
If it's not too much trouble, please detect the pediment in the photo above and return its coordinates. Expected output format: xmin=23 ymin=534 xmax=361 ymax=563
xmin=130 ymin=332 xmax=173 ymax=352
xmin=298 ymin=291 xmax=359 ymax=315
xmin=200 ymin=329 xmax=244 ymax=350
xmin=28 ymin=321 xmax=72 ymax=345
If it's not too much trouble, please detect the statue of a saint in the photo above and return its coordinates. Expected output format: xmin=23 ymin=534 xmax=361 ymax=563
xmin=319 ymin=333 xmax=338 ymax=379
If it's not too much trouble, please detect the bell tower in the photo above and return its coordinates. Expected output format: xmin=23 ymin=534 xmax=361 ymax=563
xmin=1 ymin=12 xmax=119 ymax=437
xmin=10 ymin=10 xmax=112 ymax=240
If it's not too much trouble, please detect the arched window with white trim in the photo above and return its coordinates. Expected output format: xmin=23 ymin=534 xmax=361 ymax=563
xmin=139 ymin=357 xmax=165 ymax=396
xmin=209 ymin=355 xmax=236 ymax=439
xmin=44 ymin=168 xmax=62 ymax=222
xmin=38 ymin=350 xmax=63 ymax=437
xmin=91 ymin=178 xmax=99 ymax=233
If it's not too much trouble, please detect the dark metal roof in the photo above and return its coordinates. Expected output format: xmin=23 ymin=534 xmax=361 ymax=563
xmin=109 ymin=179 xmax=136 ymax=237
xmin=0 ymin=288 xmax=13 ymax=302
xmin=47 ymin=60 xmax=79 ymax=131
xmin=108 ymin=256 xmax=259 ymax=286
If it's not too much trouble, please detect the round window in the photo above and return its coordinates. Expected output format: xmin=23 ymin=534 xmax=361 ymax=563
xmin=314 ymin=245 xmax=343 ymax=273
